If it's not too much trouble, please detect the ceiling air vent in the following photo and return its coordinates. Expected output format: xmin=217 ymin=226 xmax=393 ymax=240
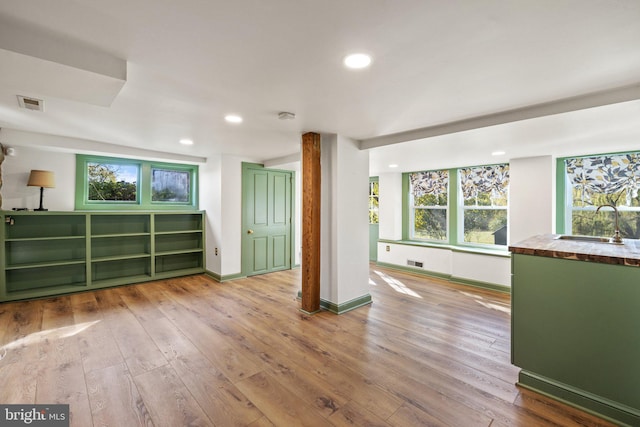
xmin=17 ymin=95 xmax=45 ymax=112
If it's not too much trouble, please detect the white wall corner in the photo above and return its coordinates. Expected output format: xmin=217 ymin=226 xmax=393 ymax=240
xmin=509 ymin=155 xmax=554 ymax=244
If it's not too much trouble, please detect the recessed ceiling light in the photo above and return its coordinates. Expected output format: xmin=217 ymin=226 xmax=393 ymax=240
xmin=389 ymin=164 xmax=398 ymax=168
xmin=225 ymin=114 xmax=243 ymax=123
xmin=179 ymin=139 xmax=193 ymax=145
xmin=344 ymin=53 xmax=372 ymax=69
xmin=491 ymin=150 xmax=506 ymax=156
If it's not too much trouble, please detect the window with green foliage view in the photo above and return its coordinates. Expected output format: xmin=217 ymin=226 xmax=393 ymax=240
xmin=563 ymin=151 xmax=640 ymax=238
xmin=76 ymin=155 xmax=198 ymax=210
xmin=459 ymin=164 xmax=509 ymax=246
xmin=409 ymin=170 xmax=448 ymax=241
xmin=88 ymin=162 xmax=139 ymax=202
xmin=369 ymin=180 xmax=379 ymax=224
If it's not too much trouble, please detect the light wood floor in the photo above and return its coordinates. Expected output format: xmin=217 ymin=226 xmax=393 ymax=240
xmin=0 ymin=266 xmax=616 ymax=427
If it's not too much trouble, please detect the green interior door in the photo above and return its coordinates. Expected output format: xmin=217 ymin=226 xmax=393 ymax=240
xmin=242 ymin=164 xmax=292 ymax=276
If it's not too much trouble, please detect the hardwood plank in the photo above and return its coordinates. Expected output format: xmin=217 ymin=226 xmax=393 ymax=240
xmin=170 ymin=352 xmax=264 ymax=426
xmin=86 ymin=363 xmax=153 ymax=427
xmin=0 ymin=360 xmax=38 ymax=403
xmin=386 ymin=403 xmax=449 ymax=427
xmin=0 ymin=300 xmax=44 ymax=364
xmin=39 ymin=296 xmax=82 ymax=367
xmin=71 ymin=295 xmax=124 ymax=373
xmin=235 ymin=371 xmax=329 ymax=427
xmin=247 ymin=416 xmax=275 ymax=427
xmin=146 ymin=283 xmax=264 ymax=383
xmin=35 ymin=357 xmax=93 ymax=427
xmin=133 ymin=364 xmax=212 ymax=427
xmin=327 ymin=400 xmax=392 ymax=427
xmin=95 ymin=288 xmax=167 ymax=376
xmin=38 ymin=296 xmax=92 ymax=427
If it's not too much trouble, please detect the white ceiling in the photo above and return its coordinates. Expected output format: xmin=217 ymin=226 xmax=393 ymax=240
xmin=0 ymin=0 xmax=639 ymax=173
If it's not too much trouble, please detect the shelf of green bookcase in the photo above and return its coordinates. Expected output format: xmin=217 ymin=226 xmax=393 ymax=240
xmin=91 ymin=234 xmax=151 ymax=258
xmin=155 ymin=232 xmax=202 ymax=252
xmin=91 ymin=214 xmax=150 ymax=235
xmin=6 ymin=259 xmax=86 ymax=270
xmin=4 ymin=235 xmax=86 ymax=242
xmin=91 ymin=257 xmax=151 ymax=282
xmin=155 ymin=252 xmax=203 ymax=274
xmin=4 ymin=214 xmax=86 ymax=239
xmin=154 ymin=213 xmax=203 ymax=233
xmin=6 ymin=263 xmax=86 ymax=293
xmin=91 ymin=253 xmax=151 ymax=263
xmin=5 ymin=238 xmax=86 ymax=266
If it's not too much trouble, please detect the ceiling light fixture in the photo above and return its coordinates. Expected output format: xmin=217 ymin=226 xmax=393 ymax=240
xmin=344 ymin=53 xmax=372 ymax=69
xmin=389 ymin=164 xmax=398 ymax=168
xmin=278 ymin=112 xmax=295 ymax=120
xmin=179 ymin=139 xmax=193 ymax=145
xmin=225 ymin=114 xmax=243 ymax=124
xmin=491 ymin=150 xmax=506 ymax=156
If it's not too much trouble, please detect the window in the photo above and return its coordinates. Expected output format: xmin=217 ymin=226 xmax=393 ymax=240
xmin=88 ymin=161 xmax=139 ymax=202
xmin=151 ymin=168 xmax=191 ymax=203
xmin=409 ymin=170 xmax=448 ymax=241
xmin=562 ymin=151 xmax=640 ymax=238
xmin=76 ymin=155 xmax=198 ymax=210
xmin=459 ymin=164 xmax=509 ymax=246
xmin=369 ymin=178 xmax=379 ymax=224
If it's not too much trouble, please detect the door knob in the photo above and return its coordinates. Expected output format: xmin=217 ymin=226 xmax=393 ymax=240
xmin=247 ymin=229 xmax=254 ymax=234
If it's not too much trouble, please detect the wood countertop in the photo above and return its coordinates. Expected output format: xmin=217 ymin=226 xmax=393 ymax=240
xmin=509 ymin=234 xmax=640 ymax=267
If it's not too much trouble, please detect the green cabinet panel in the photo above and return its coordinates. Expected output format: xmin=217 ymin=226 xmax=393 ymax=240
xmin=1 ymin=211 xmax=205 ymax=302
xmin=512 ymin=254 xmax=640 ymax=425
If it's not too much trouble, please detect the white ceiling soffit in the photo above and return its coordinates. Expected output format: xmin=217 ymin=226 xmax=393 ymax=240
xmin=360 ymin=82 xmax=640 ymax=150
xmin=0 ymin=16 xmax=126 ymax=107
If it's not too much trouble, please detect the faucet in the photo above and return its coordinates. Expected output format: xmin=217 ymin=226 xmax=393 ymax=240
xmin=596 ymin=204 xmax=623 ymax=244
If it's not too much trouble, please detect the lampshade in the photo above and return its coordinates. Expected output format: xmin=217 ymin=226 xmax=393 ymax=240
xmin=27 ymin=170 xmax=55 ymax=188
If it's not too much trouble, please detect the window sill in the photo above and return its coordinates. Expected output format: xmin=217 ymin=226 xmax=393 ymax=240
xmin=378 ymin=239 xmax=511 ymax=258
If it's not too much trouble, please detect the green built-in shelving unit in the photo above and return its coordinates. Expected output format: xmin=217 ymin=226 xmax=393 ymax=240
xmin=0 ymin=211 xmax=205 ymax=302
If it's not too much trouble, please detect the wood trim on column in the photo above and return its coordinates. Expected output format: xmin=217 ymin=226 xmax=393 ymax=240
xmin=301 ymin=132 xmax=321 ymax=314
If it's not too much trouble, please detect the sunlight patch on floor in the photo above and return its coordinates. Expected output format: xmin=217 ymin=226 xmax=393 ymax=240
xmin=0 ymin=320 xmax=101 ymax=360
xmin=373 ymin=270 xmax=422 ymax=298
xmin=459 ymin=290 xmax=510 ymax=314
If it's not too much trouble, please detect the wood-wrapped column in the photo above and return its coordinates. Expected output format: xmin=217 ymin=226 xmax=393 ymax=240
xmin=301 ymin=132 xmax=321 ymax=314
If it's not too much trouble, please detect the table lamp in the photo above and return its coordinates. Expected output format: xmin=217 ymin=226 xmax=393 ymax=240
xmin=27 ymin=170 xmax=55 ymax=211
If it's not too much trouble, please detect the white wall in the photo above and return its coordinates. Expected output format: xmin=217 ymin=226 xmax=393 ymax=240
xmin=1 ymin=145 xmax=75 ymax=211
xmin=320 ymin=134 xmax=370 ymax=304
xmin=219 ymin=155 xmax=249 ymax=276
xmin=199 ymin=154 xmax=222 ymax=275
xmin=509 ymin=155 xmax=555 ymax=243
xmin=378 ymin=172 xmax=402 ymax=240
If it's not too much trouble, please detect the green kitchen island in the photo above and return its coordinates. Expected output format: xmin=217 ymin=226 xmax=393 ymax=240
xmin=510 ymin=234 xmax=640 ymax=426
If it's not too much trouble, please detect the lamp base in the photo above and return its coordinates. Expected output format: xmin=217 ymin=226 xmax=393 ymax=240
xmin=33 ymin=208 xmax=48 ymax=211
